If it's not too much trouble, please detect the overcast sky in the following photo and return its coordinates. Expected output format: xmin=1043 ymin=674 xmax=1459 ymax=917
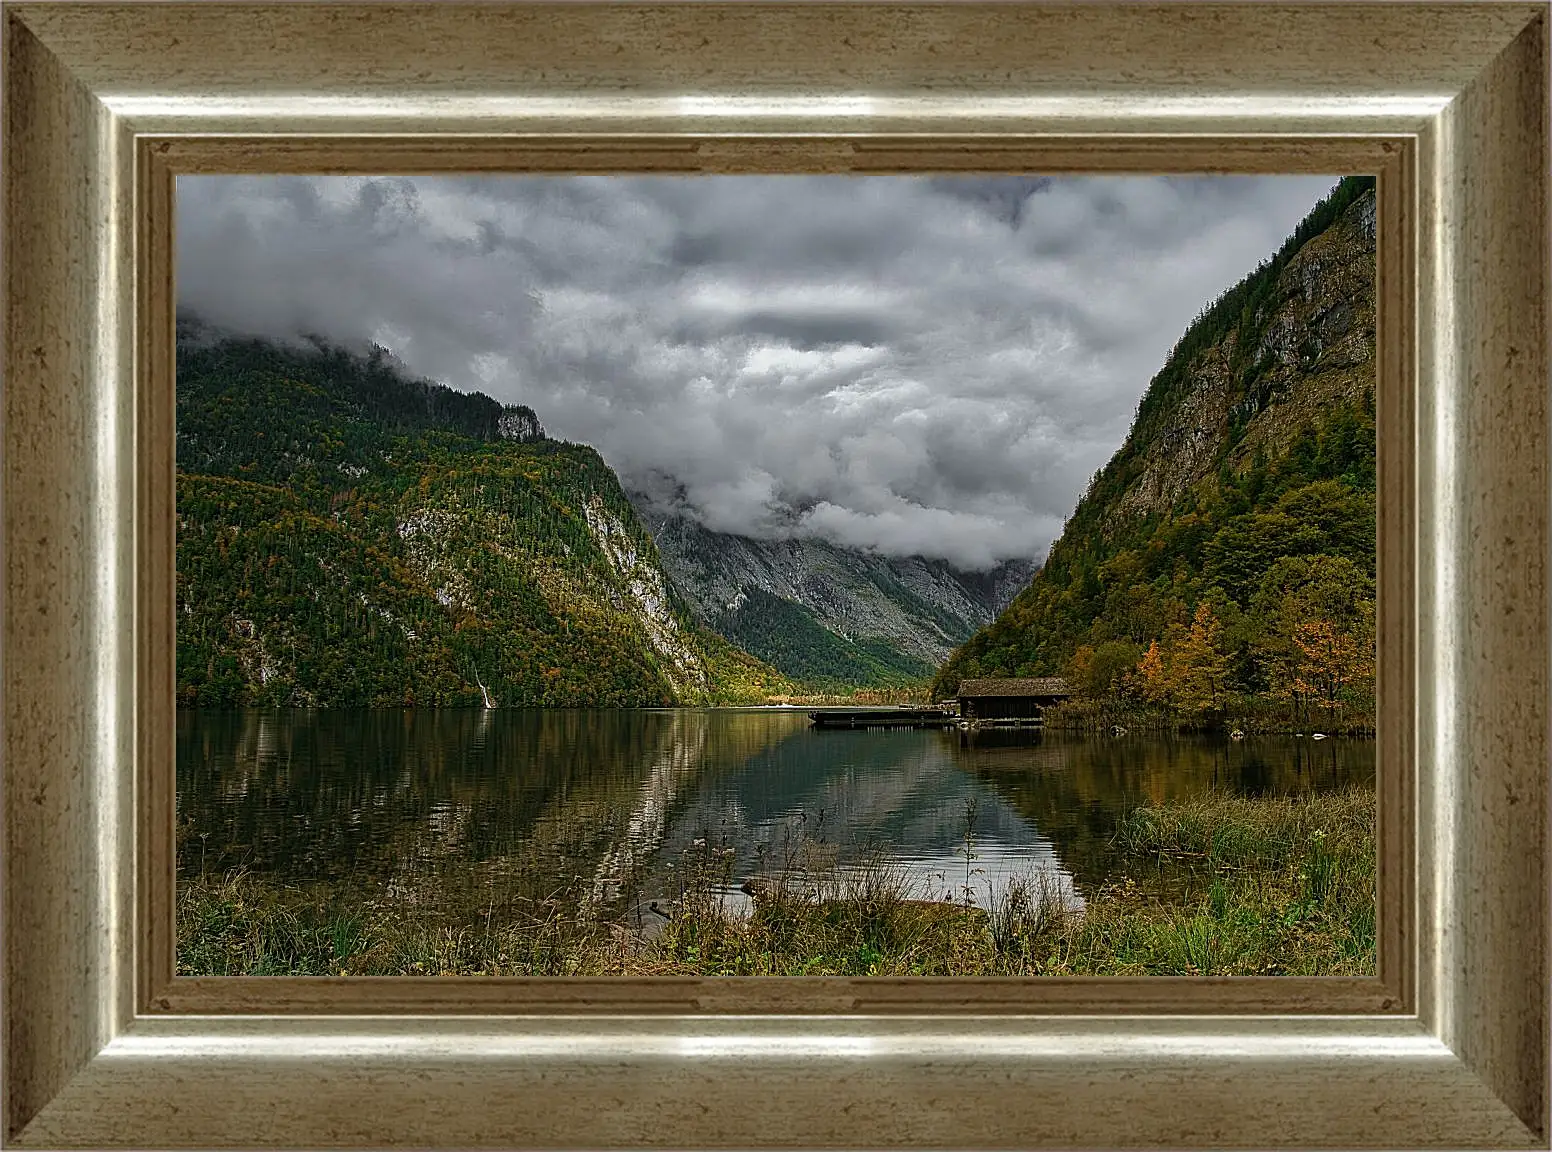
xmin=177 ymin=173 xmax=1338 ymax=571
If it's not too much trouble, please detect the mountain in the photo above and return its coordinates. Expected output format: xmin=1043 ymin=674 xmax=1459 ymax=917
xmin=632 ymin=501 xmax=1037 ymax=690
xmin=932 ymin=176 xmax=1378 ymax=728
xmin=175 ymin=319 xmax=793 ymax=707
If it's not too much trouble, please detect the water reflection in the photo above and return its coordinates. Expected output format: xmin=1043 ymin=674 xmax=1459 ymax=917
xmin=635 ymin=724 xmax=1083 ymax=912
xmin=955 ymin=730 xmax=1370 ymax=891
xmin=177 ymin=709 xmax=1374 ymax=925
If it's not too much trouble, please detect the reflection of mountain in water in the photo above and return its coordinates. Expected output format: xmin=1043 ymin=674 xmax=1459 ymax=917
xmin=583 ymin=712 xmax=708 ymax=908
xmin=175 ymin=709 xmax=799 ymax=912
xmin=178 ymin=710 xmax=1372 ymax=922
xmin=641 ymin=727 xmax=1079 ymax=909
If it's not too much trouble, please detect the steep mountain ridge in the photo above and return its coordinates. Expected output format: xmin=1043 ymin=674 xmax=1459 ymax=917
xmin=176 ymin=319 xmax=1020 ymax=705
xmin=633 ymin=500 xmax=1037 ymax=688
xmin=933 ymin=176 xmax=1377 ymax=720
xmin=176 ymin=324 xmax=791 ymax=707
xmin=1113 ymin=187 xmax=1375 ymax=519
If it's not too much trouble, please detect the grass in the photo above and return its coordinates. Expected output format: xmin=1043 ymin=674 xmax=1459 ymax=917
xmin=1039 ymin=788 xmax=1375 ymax=975
xmin=176 ymin=787 xmax=1375 ymax=977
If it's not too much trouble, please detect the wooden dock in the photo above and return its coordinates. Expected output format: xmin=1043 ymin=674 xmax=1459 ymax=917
xmin=808 ymin=708 xmax=956 ymax=730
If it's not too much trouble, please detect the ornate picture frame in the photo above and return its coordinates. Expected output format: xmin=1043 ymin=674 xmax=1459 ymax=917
xmin=3 ymin=2 xmax=1547 ymax=1146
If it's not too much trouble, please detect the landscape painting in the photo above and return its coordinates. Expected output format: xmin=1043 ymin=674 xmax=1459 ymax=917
xmin=175 ymin=173 xmax=1378 ymax=977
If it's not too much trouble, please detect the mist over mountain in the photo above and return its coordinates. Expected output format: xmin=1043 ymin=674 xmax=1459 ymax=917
xmin=632 ymin=494 xmax=1036 ymax=688
xmin=175 ymin=322 xmax=795 ymax=706
xmin=178 ymin=174 xmax=1341 ymax=574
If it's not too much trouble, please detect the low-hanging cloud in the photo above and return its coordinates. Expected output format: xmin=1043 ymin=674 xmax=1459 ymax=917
xmin=176 ymin=172 xmax=1340 ymax=570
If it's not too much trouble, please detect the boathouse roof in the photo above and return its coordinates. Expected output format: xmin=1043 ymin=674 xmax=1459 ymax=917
xmin=957 ymin=677 xmax=1071 ymax=698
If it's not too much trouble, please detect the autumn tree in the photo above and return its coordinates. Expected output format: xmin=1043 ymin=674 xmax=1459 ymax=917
xmin=1093 ymin=640 xmax=1144 ymax=703
xmin=1137 ymin=639 xmax=1172 ymax=709
xmin=1067 ymin=639 xmax=1144 ymax=706
xmin=1289 ymin=599 xmax=1375 ymax=725
xmin=1255 ymin=554 xmax=1374 ymax=726
xmin=1292 ymin=621 xmax=1356 ymax=716
xmin=1169 ymin=602 xmax=1231 ymax=721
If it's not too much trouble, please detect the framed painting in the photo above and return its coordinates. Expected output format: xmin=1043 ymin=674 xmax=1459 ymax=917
xmin=3 ymin=2 xmax=1547 ymax=1148
xmin=163 ymin=169 xmax=1386 ymax=991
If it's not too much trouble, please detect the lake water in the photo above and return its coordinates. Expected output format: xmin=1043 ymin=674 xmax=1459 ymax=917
xmin=176 ymin=708 xmax=1374 ymax=925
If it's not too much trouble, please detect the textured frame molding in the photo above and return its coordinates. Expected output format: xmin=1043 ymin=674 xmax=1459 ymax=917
xmin=2 ymin=3 xmax=1547 ymax=1148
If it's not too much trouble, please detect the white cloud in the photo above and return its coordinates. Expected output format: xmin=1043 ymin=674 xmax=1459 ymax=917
xmin=176 ymin=173 xmax=1341 ymax=568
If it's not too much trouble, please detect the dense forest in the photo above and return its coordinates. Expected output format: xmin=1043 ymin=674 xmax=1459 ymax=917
xmin=176 ymin=321 xmax=795 ymax=707
xmin=716 ymin=587 xmax=935 ymax=690
xmin=933 ymin=177 xmax=1378 ymax=733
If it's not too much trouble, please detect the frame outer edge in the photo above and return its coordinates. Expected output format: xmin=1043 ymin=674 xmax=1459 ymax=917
xmin=1421 ymin=9 xmax=1551 ymax=1141
xmin=10 ymin=1018 xmax=1544 ymax=1149
xmin=2 ymin=13 xmax=134 ymax=1142
xmin=5 ymin=2 xmax=1546 ymax=101
xmin=1 ymin=0 xmax=1549 ymax=1147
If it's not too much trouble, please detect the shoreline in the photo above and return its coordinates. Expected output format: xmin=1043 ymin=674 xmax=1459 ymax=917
xmin=171 ymin=700 xmax=1379 ymax=741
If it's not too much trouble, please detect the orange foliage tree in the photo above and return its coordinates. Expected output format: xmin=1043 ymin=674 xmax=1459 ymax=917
xmin=1170 ymin=602 xmax=1230 ymax=720
xmin=1137 ymin=639 xmax=1171 ymax=708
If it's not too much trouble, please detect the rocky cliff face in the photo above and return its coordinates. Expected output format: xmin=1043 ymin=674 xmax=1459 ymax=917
xmin=1115 ymin=188 xmax=1375 ymax=518
xmin=634 ymin=499 xmax=1037 ymax=683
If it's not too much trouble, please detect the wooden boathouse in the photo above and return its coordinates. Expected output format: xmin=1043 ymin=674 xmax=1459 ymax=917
xmin=956 ymin=677 xmax=1071 ymax=725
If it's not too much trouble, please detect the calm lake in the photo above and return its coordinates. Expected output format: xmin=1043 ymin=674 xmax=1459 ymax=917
xmin=177 ymin=708 xmax=1375 ymax=927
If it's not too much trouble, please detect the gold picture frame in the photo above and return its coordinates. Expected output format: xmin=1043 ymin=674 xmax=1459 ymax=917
xmin=3 ymin=2 xmax=1547 ymax=1146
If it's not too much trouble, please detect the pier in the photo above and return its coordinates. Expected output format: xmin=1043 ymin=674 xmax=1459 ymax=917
xmin=807 ymin=678 xmax=1072 ymax=734
xmin=808 ymin=708 xmax=956 ymax=730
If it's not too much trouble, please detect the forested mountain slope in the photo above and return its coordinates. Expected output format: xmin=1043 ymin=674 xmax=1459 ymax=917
xmin=933 ymin=177 xmax=1378 ymax=730
xmin=176 ymin=319 xmax=791 ymax=707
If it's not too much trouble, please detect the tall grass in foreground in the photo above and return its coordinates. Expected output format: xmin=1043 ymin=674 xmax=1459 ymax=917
xmin=177 ymin=787 xmax=1374 ymax=977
